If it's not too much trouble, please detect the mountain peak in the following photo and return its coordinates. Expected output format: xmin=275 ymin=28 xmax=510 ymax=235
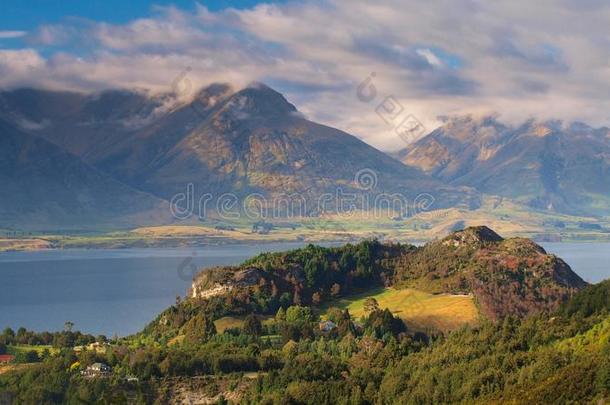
xmin=221 ymin=82 xmax=298 ymax=117
xmin=442 ymin=226 xmax=504 ymax=247
xmin=195 ymin=83 xmax=233 ymax=102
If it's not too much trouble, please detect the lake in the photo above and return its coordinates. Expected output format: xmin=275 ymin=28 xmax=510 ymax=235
xmin=0 ymin=242 xmax=608 ymax=336
xmin=541 ymin=242 xmax=610 ymax=284
xmin=0 ymin=243 xmax=325 ymax=337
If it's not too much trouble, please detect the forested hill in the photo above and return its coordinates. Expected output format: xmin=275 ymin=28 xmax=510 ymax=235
xmin=392 ymin=226 xmax=587 ymax=319
xmin=1 ymin=228 xmax=607 ymax=404
xmin=145 ymin=226 xmax=586 ymax=340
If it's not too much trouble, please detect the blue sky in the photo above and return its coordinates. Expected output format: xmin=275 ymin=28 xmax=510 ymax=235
xmin=1 ymin=1 xmax=272 ymax=30
xmin=1 ymin=0 xmax=610 ymax=150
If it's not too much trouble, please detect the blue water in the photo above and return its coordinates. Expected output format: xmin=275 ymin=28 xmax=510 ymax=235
xmin=0 ymin=242 xmax=608 ymax=337
xmin=542 ymin=243 xmax=610 ymax=284
xmin=0 ymin=243 xmax=319 ymax=337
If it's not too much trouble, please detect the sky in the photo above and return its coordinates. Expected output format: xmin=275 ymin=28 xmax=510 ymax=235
xmin=2 ymin=0 xmax=610 ymax=150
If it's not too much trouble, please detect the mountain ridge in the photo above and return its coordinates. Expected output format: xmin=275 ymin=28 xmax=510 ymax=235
xmin=0 ymin=84 xmax=481 ymax=225
xmin=397 ymin=114 xmax=610 ymax=216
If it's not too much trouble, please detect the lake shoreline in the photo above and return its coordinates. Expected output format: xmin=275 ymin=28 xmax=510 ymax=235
xmin=1 ymin=241 xmax=609 ymax=336
xmin=2 ymin=232 xmax=610 ymax=253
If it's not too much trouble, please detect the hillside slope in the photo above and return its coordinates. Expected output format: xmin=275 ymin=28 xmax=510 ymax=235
xmin=0 ymin=118 xmax=169 ymax=230
xmin=0 ymin=229 xmax=603 ymax=404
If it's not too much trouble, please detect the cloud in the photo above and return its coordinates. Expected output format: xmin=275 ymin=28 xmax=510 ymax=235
xmin=2 ymin=0 xmax=610 ymax=151
xmin=0 ymin=31 xmax=26 ymax=39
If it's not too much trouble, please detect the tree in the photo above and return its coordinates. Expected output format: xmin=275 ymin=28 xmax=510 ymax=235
xmin=366 ymin=308 xmax=405 ymax=337
xmin=331 ymin=283 xmax=341 ymax=297
xmin=16 ymin=350 xmax=39 ymax=363
xmin=184 ymin=314 xmax=217 ymax=343
xmin=364 ymin=297 xmax=379 ymax=314
xmin=64 ymin=321 xmax=74 ymax=333
xmin=339 ymin=252 xmax=353 ymax=271
xmin=293 ymin=289 xmax=302 ymax=306
xmin=279 ymin=292 xmax=292 ymax=309
xmin=243 ymin=314 xmax=263 ymax=336
xmin=326 ymin=307 xmax=344 ymax=324
xmin=285 ymin=306 xmax=314 ymax=324
xmin=2 ymin=327 xmax=15 ymax=342
xmin=305 ymin=259 xmax=320 ymax=288
xmin=275 ymin=307 xmax=286 ymax=322
xmin=0 ymin=340 xmax=6 ymax=355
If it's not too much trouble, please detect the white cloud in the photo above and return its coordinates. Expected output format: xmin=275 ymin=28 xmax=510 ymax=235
xmin=3 ymin=1 xmax=610 ymax=151
xmin=0 ymin=31 xmax=26 ymax=39
xmin=416 ymin=49 xmax=443 ymax=68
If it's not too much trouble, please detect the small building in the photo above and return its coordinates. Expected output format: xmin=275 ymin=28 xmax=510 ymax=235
xmin=319 ymin=320 xmax=337 ymax=333
xmin=0 ymin=354 xmax=15 ymax=365
xmin=81 ymin=362 xmax=112 ymax=378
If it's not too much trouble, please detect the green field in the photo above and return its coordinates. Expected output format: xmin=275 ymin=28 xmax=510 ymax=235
xmin=216 ymin=288 xmax=480 ymax=334
xmin=321 ymin=287 xmax=480 ymax=333
xmin=5 ymin=345 xmax=59 ymax=364
xmin=7 ymin=344 xmax=57 ymax=356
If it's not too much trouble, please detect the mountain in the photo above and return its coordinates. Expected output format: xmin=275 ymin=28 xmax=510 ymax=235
xmin=0 ymin=117 xmax=169 ymax=230
xmin=0 ymin=85 xmax=480 ymax=220
xmin=397 ymin=115 xmax=610 ymax=216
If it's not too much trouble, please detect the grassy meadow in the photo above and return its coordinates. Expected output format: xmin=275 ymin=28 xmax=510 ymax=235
xmin=321 ymin=287 xmax=480 ymax=333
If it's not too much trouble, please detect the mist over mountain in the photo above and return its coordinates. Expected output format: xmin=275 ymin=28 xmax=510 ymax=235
xmin=397 ymin=115 xmax=610 ymax=216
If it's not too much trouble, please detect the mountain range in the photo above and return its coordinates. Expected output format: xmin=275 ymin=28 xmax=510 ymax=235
xmin=397 ymin=114 xmax=610 ymax=216
xmin=1 ymin=84 xmax=610 ymax=230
